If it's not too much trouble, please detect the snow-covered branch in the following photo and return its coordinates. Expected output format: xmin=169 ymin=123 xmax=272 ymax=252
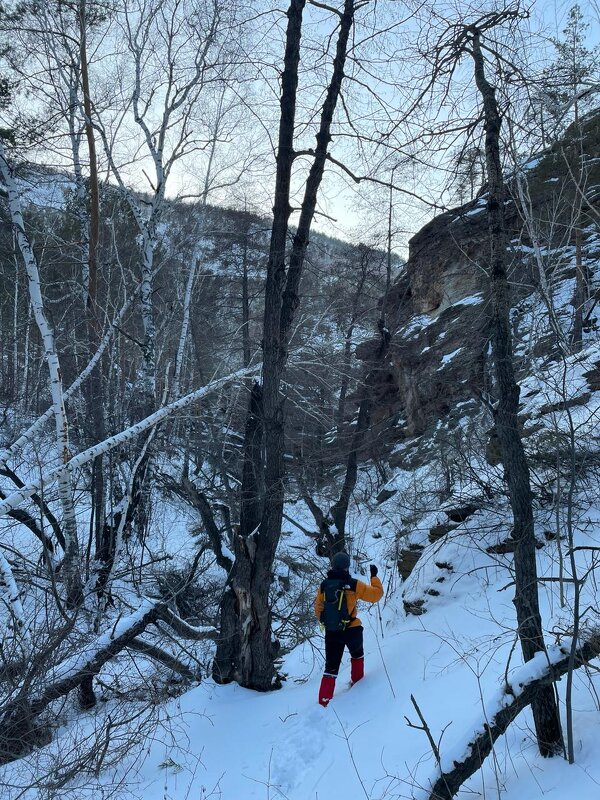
xmin=0 ymin=596 xmax=217 ymax=762
xmin=424 ymin=634 xmax=600 ymax=800
xmin=157 ymin=606 xmax=217 ymax=641
xmin=0 ymin=364 xmax=260 ymax=521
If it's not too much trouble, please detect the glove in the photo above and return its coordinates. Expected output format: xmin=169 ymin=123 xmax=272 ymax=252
xmin=369 ymin=564 xmax=378 ymax=578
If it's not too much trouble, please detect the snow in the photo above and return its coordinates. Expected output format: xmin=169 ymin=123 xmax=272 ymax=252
xmin=5 ymin=481 xmax=600 ymax=800
xmin=521 ymin=156 xmax=542 ymax=171
xmin=402 ymin=314 xmax=433 ymax=338
xmin=4 ymin=149 xmax=600 ymax=800
xmin=455 ymin=293 xmax=483 ymax=307
xmin=16 ymin=173 xmax=75 ymax=210
xmin=439 ymin=347 xmax=462 ymax=367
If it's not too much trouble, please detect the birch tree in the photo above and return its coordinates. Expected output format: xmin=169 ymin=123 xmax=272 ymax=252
xmin=0 ymin=140 xmax=83 ymax=606
xmin=96 ymin=0 xmax=228 ymax=415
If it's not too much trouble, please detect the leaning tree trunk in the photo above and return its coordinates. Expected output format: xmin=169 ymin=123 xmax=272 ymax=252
xmin=214 ymin=0 xmax=357 ymax=691
xmin=426 ymin=635 xmax=600 ymax=800
xmin=471 ymin=30 xmax=563 ymax=756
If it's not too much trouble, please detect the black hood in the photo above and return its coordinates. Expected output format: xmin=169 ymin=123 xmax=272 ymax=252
xmin=327 ymin=569 xmax=352 ymax=581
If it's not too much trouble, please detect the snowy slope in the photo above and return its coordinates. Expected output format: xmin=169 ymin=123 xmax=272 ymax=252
xmin=130 ymin=522 xmax=600 ymax=800
xmin=6 ymin=496 xmax=600 ymax=800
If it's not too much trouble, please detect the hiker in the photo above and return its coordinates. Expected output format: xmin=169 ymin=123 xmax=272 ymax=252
xmin=314 ymin=551 xmax=384 ymax=707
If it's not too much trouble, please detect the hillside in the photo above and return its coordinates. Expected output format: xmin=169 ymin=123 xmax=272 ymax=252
xmin=2 ymin=106 xmax=600 ymax=799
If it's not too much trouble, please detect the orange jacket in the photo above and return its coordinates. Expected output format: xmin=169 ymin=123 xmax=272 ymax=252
xmin=314 ymin=573 xmax=384 ymax=628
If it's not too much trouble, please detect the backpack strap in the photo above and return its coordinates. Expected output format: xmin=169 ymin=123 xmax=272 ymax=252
xmin=346 ymin=578 xmax=358 ymax=623
xmin=329 ymin=578 xmax=359 ymax=624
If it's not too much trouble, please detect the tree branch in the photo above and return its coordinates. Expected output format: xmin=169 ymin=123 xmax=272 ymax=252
xmin=426 ymin=634 xmax=600 ymax=800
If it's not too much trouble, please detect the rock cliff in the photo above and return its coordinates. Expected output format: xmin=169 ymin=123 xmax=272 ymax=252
xmin=359 ymin=109 xmax=600 ymax=447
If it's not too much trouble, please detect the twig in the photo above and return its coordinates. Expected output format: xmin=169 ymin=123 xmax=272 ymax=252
xmin=332 ymin=708 xmax=370 ymax=799
xmin=405 ymin=694 xmax=441 ymax=765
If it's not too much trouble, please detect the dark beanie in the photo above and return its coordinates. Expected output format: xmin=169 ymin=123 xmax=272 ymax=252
xmin=331 ymin=551 xmax=350 ymax=571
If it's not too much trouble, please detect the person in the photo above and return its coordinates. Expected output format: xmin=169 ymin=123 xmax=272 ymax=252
xmin=314 ymin=551 xmax=384 ymax=707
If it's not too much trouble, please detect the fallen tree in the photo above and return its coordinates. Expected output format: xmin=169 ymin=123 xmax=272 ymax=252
xmin=425 ymin=632 xmax=600 ymax=800
xmin=0 ymin=599 xmax=216 ymax=764
xmin=0 ymin=363 xmax=260 ymax=521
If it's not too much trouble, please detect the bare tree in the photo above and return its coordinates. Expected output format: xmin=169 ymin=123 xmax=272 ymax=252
xmin=435 ymin=7 xmax=563 ymax=757
xmin=213 ymin=0 xmax=362 ymax=691
xmin=0 ymin=140 xmax=83 ymax=606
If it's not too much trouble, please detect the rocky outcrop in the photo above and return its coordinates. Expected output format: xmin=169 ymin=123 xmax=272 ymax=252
xmin=358 ymin=109 xmax=600 ymax=441
xmin=356 ymin=197 xmax=495 ymax=438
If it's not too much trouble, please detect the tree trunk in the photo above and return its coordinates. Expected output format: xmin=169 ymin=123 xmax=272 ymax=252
xmin=0 ymin=143 xmax=83 ymax=606
xmin=78 ymin=0 xmax=110 ymax=596
xmin=426 ymin=635 xmax=600 ymax=800
xmin=470 ymin=29 xmax=563 ymax=756
xmin=0 ymin=600 xmax=215 ymax=763
xmin=572 ymin=207 xmax=585 ymax=350
xmin=214 ymin=0 xmax=357 ymax=691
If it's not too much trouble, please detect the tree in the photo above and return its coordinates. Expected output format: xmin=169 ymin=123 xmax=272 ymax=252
xmin=539 ymin=5 xmax=599 ymax=350
xmin=448 ymin=144 xmax=485 ymax=204
xmin=467 ymin=11 xmax=563 ymax=758
xmin=542 ymin=5 xmax=600 ymax=139
xmin=0 ymin=138 xmax=83 ymax=606
xmin=413 ymin=5 xmax=564 ymax=757
xmin=213 ymin=0 xmax=361 ymax=691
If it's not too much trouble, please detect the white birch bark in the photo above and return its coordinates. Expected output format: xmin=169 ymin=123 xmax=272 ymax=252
xmin=139 ymin=222 xmax=159 ymax=404
xmin=0 ymin=551 xmax=27 ymax=637
xmin=0 ymin=141 xmax=82 ymax=602
xmin=172 ymin=250 xmax=200 ymax=399
xmin=95 ymin=0 xmax=221 ymax=410
xmin=0 ymin=363 xmax=259 ymax=520
xmin=0 ymin=295 xmax=134 ymax=471
xmin=23 ymin=302 xmax=31 ymax=408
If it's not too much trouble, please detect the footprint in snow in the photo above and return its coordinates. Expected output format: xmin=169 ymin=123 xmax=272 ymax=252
xmin=268 ymin=706 xmax=331 ymax=796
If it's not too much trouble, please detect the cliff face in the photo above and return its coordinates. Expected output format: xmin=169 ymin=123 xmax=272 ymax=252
xmin=384 ymin=206 xmax=492 ymax=437
xmin=360 ymin=110 xmax=600 ymax=445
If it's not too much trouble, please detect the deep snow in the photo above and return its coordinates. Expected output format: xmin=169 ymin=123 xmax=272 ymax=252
xmin=7 ymin=502 xmax=600 ymax=800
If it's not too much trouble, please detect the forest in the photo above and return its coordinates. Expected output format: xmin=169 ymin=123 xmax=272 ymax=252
xmin=0 ymin=0 xmax=600 ymax=798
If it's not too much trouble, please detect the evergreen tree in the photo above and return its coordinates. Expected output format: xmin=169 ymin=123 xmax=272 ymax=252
xmin=542 ymin=4 xmax=600 ymax=140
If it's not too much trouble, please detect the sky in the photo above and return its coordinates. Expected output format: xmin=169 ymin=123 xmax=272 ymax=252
xmin=2 ymin=0 xmax=598 ymax=259
xmin=313 ymin=0 xmax=600 ymax=254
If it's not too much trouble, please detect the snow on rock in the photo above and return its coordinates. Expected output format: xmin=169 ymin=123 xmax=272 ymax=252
xmin=439 ymin=346 xmax=462 ymax=367
xmin=454 ymin=293 xmax=483 ymax=307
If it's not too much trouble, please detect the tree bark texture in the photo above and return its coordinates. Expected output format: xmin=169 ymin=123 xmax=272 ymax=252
xmin=78 ymin=0 xmax=110 ymax=593
xmin=0 ymin=142 xmax=83 ymax=606
xmin=426 ymin=635 xmax=600 ymax=800
xmin=470 ymin=28 xmax=562 ymax=756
